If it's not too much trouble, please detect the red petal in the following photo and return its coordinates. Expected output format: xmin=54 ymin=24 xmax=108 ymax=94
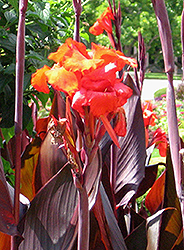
xmin=100 ymin=114 xmax=120 ymax=148
xmin=81 ymin=64 xmax=117 ymax=91
xmin=89 ymin=21 xmax=104 ymax=35
xmin=72 ymin=89 xmax=88 ymax=115
xmin=114 ymin=108 xmax=127 ymax=137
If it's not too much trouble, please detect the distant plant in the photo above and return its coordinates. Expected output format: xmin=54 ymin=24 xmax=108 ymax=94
xmin=175 ymin=82 xmax=184 ymax=100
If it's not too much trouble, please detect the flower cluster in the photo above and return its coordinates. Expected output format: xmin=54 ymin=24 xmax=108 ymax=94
xmin=31 ymin=38 xmax=137 ymax=119
xmin=142 ymin=100 xmax=167 ymax=157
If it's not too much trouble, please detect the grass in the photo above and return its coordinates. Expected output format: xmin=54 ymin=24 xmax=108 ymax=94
xmin=145 ymin=72 xmax=182 ymax=80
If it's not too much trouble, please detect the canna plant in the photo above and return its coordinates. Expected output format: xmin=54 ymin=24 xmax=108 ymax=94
xmin=0 ymin=0 xmax=184 ymax=249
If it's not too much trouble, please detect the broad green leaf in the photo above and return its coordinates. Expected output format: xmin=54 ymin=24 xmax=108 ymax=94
xmin=4 ymin=9 xmax=17 ymax=23
xmin=32 ymin=2 xmax=50 ymax=23
xmin=4 ymin=63 xmax=15 ymax=75
xmin=0 ymin=103 xmax=32 ymax=129
xmin=0 ymin=74 xmax=13 ymax=93
xmin=0 ymin=127 xmax=14 ymax=144
xmin=0 ymin=33 xmax=16 ymax=52
xmin=8 ymin=0 xmax=18 ymax=13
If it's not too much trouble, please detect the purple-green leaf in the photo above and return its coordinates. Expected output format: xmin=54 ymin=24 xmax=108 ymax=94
xmin=114 ymin=75 xmax=146 ymax=206
xmin=83 ymin=149 xmax=102 ymax=210
xmin=100 ymin=184 xmax=127 ymax=249
xmin=159 ymin=149 xmax=183 ymax=249
xmin=151 ymin=0 xmax=174 ymax=73
xmin=19 ymin=166 xmax=78 ymax=250
xmin=0 ymin=156 xmax=18 ymax=236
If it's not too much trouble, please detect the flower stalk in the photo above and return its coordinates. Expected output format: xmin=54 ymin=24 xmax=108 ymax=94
xmin=152 ymin=0 xmax=183 ymax=232
xmin=12 ymin=0 xmax=28 ymax=249
xmin=73 ymin=0 xmax=82 ymax=42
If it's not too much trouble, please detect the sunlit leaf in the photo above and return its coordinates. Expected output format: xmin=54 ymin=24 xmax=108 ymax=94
xmin=159 ymin=149 xmax=183 ymax=249
xmin=146 ymin=208 xmax=173 ymax=250
xmin=34 ymin=131 xmax=67 ymax=193
xmin=0 ymin=232 xmax=11 ymax=250
xmin=145 ymin=170 xmax=165 ymax=215
xmin=92 ymin=191 xmax=113 ymax=249
xmin=21 ymin=137 xmax=42 ymax=200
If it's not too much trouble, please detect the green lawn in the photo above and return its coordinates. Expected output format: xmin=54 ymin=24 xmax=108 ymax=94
xmin=145 ymin=72 xmax=182 ymax=80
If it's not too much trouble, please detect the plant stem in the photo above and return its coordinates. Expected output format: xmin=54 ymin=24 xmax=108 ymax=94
xmin=11 ymin=0 xmax=28 ymax=249
xmin=73 ymin=0 xmax=82 ymax=42
xmin=77 ymin=186 xmax=89 ymax=250
xmin=152 ymin=0 xmax=184 ymax=232
xmin=181 ymin=1 xmax=184 ymax=81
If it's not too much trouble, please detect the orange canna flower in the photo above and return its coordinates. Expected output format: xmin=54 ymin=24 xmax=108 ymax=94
xmin=89 ymin=7 xmax=114 ymax=35
xmin=92 ymin=43 xmax=138 ymax=70
xmin=31 ymin=38 xmax=138 ymax=145
xmin=62 ymin=48 xmax=104 ymax=74
xmin=45 ymin=65 xmax=79 ymax=96
xmin=48 ymin=38 xmax=90 ymax=63
xmin=31 ymin=65 xmax=51 ymax=93
xmin=31 ymin=38 xmax=135 ymax=121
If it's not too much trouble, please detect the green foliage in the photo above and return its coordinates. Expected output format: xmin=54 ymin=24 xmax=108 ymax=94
xmin=0 ymin=0 xmax=75 ymax=131
xmin=154 ymin=88 xmax=166 ymax=99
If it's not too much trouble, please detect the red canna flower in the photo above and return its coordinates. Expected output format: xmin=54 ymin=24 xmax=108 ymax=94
xmin=142 ymin=101 xmax=157 ymax=127
xmin=150 ymin=128 xmax=168 ymax=157
xmin=89 ymin=7 xmax=114 ymax=35
xmin=72 ymin=80 xmax=132 ymax=117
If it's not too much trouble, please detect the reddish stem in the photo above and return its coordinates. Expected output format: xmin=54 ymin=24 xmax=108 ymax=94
xmin=181 ymin=1 xmax=184 ymax=81
xmin=73 ymin=0 xmax=82 ymax=42
xmin=11 ymin=0 xmax=28 ymax=249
